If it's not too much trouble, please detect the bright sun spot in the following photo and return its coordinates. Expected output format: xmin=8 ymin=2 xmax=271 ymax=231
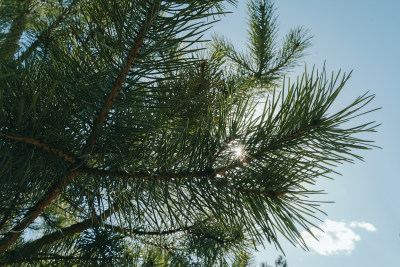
xmin=232 ymin=145 xmax=244 ymax=158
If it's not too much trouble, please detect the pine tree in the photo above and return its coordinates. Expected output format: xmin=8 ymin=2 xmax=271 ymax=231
xmin=0 ymin=0 xmax=378 ymax=265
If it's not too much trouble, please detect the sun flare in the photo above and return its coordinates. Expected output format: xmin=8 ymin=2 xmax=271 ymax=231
xmin=231 ymin=145 xmax=245 ymax=159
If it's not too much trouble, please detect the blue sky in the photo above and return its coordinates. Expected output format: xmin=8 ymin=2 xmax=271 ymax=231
xmin=211 ymin=0 xmax=400 ymax=266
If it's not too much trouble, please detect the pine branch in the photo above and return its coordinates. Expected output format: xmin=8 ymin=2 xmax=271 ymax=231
xmin=0 ymin=170 xmax=79 ymax=255
xmin=262 ymin=43 xmax=299 ymax=77
xmin=1 ymin=0 xmax=33 ymax=58
xmin=214 ymin=119 xmax=325 ymax=175
xmin=79 ymin=166 xmax=213 ymax=180
xmin=17 ymin=0 xmax=80 ymax=62
xmin=263 ymin=27 xmax=311 ymax=78
xmin=0 ymin=0 xmax=378 ymax=261
xmin=248 ymin=0 xmax=277 ymax=78
xmin=103 ymin=219 xmax=208 ymax=236
xmin=82 ymin=0 xmax=162 ymax=155
xmin=0 ymin=131 xmax=77 ymax=164
xmin=80 ymin=165 xmax=286 ymax=197
xmin=78 ymin=119 xmax=323 ymax=199
xmin=1 ymin=205 xmax=116 ymax=260
xmin=0 ymin=193 xmax=20 ymax=232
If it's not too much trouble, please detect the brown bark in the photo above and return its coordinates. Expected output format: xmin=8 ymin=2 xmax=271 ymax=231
xmin=0 ymin=131 xmax=77 ymax=164
xmin=83 ymin=0 xmax=162 ymax=155
xmin=0 ymin=171 xmax=78 ymax=255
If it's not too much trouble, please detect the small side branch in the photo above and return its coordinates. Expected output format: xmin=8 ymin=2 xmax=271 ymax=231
xmin=209 ymin=121 xmax=325 ymax=196
xmin=18 ymin=0 xmax=80 ymax=61
xmin=262 ymin=47 xmax=298 ymax=77
xmin=266 ymin=119 xmax=325 ymax=150
xmin=79 ymin=166 xmax=213 ymax=180
xmin=214 ymin=119 xmax=324 ymax=176
xmin=80 ymin=166 xmax=284 ymax=197
xmin=82 ymin=0 xmax=162 ymax=155
xmin=1 ymin=0 xmax=33 ymax=58
xmin=0 ymin=131 xmax=77 ymax=164
xmin=1 ymin=205 xmax=116 ymax=259
xmin=0 ymin=170 xmax=79 ymax=255
xmin=103 ymin=219 xmax=207 ymax=236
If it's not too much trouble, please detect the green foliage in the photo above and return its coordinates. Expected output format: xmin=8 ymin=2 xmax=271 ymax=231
xmin=261 ymin=255 xmax=287 ymax=267
xmin=213 ymin=0 xmax=311 ymax=94
xmin=0 ymin=0 xmax=378 ymax=266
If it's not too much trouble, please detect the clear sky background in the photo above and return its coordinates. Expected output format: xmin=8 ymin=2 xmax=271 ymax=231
xmin=210 ymin=0 xmax=400 ymax=266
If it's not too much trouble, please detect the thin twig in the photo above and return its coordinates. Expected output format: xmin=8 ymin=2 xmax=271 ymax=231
xmin=103 ymin=219 xmax=208 ymax=236
xmin=82 ymin=0 xmax=162 ymax=155
xmin=262 ymin=43 xmax=300 ymax=77
xmin=79 ymin=166 xmax=213 ymax=180
xmin=0 ymin=131 xmax=77 ymax=164
xmin=0 ymin=170 xmax=80 ymax=255
xmin=1 ymin=205 xmax=117 ymax=259
xmin=214 ymin=119 xmax=324 ymax=175
xmin=1 ymin=0 xmax=34 ymax=58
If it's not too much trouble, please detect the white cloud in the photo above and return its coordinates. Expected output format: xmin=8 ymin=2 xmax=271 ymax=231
xmin=301 ymin=219 xmax=376 ymax=256
xmin=349 ymin=221 xmax=377 ymax=232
